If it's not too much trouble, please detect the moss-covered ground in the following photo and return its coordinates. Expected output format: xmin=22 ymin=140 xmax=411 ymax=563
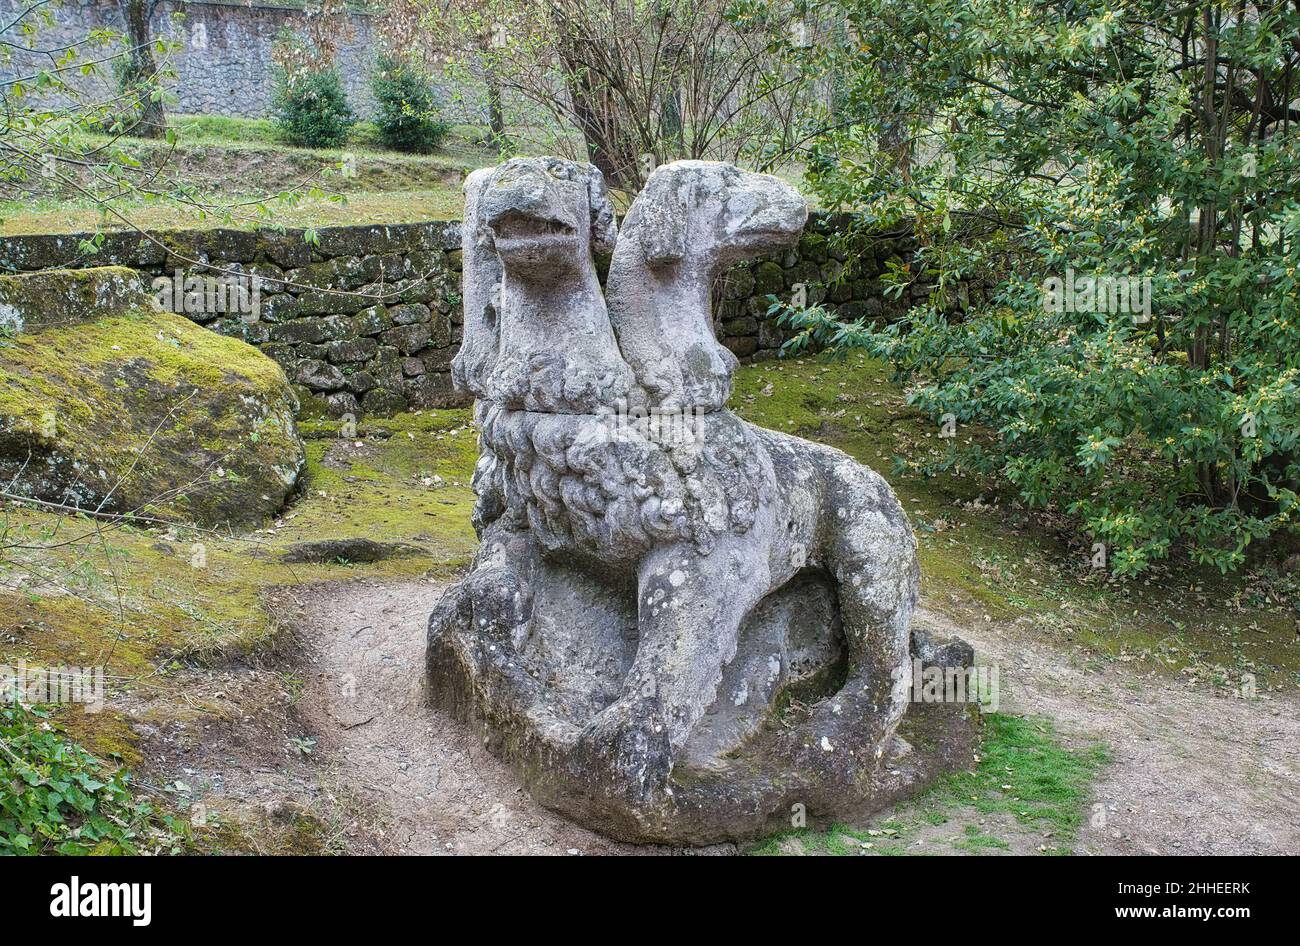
xmin=3 ymin=353 xmax=1296 ymax=853
xmin=0 ymin=406 xmax=477 ymax=850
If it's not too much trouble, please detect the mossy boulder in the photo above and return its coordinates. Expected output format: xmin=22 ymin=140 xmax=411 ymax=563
xmin=0 ymin=267 xmax=305 ymax=528
xmin=0 ymin=266 xmax=147 ymax=333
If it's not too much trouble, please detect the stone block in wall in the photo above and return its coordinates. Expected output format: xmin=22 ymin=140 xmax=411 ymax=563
xmin=270 ymin=317 xmax=337 ymax=345
xmin=258 ymin=231 xmax=314 ymax=269
xmin=391 ymin=277 xmax=435 ymax=306
xmin=346 ymin=371 xmax=377 ymax=395
xmin=101 ymin=232 xmax=168 ymax=268
xmin=390 ymin=303 xmax=430 ymax=326
xmin=797 ymin=232 xmax=830 ymax=264
xmin=722 ymin=336 xmax=759 ymax=359
xmin=722 ymin=316 xmax=758 ymax=336
xmin=721 ymin=267 xmax=755 ymax=299
xmin=295 ymin=359 xmax=346 ymax=392
xmin=404 ymin=372 xmax=457 ymax=409
xmin=828 ymin=280 xmax=855 ymax=304
xmin=362 ymin=387 xmax=408 ymax=415
xmin=758 ymin=319 xmax=784 ymax=350
xmin=246 ymin=262 xmax=286 ymax=294
xmin=416 ymin=345 xmax=456 ymax=373
xmin=259 ymin=293 xmax=300 ymax=323
xmin=786 ymin=260 xmax=821 ymax=291
xmin=429 ymin=313 xmax=452 ymax=348
xmin=312 ymin=222 xmax=458 ymax=258
xmin=325 ymin=337 xmax=378 ymax=364
xmin=286 ymin=257 xmax=367 ymax=291
xmin=327 ymin=392 xmax=360 ymax=419
xmin=752 ymin=261 xmax=784 ymax=296
xmin=358 ymin=253 xmax=416 ymax=284
xmin=370 ymin=346 xmax=404 ymax=389
xmin=352 ymin=304 xmax=391 ymax=336
xmin=748 ymin=296 xmax=777 ymax=320
xmin=160 ymin=228 xmax=258 ymax=268
xmin=294 ymin=287 xmax=369 ymax=316
xmin=383 ymin=323 xmax=432 ymax=355
xmin=211 ymin=317 xmax=271 ymax=345
xmin=1 ymin=233 xmax=94 ymax=272
xmin=715 ymin=298 xmax=744 ymax=322
xmin=407 ymin=249 xmax=449 ymax=277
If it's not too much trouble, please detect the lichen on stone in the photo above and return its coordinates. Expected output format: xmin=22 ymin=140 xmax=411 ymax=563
xmin=0 ymin=267 xmax=305 ymax=527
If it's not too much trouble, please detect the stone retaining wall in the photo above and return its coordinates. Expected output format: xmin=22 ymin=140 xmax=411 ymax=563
xmin=0 ymin=213 xmax=922 ymax=416
xmin=715 ymin=212 xmax=918 ymax=361
xmin=0 ymin=222 xmax=464 ymax=418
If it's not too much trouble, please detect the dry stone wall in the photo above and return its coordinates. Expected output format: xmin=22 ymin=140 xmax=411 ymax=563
xmin=0 ymin=222 xmax=465 ymax=418
xmin=0 ymin=212 xmax=924 ymax=416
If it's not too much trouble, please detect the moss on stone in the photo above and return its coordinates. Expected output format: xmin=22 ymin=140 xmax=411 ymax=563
xmin=0 ymin=282 xmax=304 ymax=528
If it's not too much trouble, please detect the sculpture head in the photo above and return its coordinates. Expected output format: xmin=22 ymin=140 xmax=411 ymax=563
xmin=633 ymin=161 xmax=807 ymax=272
xmin=461 ymin=157 xmax=632 ymax=413
xmin=606 ymin=161 xmax=808 ymax=413
xmin=476 ymin=157 xmax=617 ymax=278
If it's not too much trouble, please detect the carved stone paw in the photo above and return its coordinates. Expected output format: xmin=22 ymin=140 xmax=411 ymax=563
xmin=574 ymin=698 xmax=674 ymax=806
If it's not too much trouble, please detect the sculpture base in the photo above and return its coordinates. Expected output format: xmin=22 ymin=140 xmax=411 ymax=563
xmin=427 ymin=559 xmax=981 ymax=845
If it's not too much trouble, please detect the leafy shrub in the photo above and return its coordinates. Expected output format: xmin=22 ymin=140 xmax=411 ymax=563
xmin=0 ymin=703 xmax=183 ymax=854
xmin=779 ymin=0 xmax=1300 ymax=576
xmin=370 ymin=56 xmax=449 ymax=154
xmin=271 ymin=65 xmax=355 ymax=148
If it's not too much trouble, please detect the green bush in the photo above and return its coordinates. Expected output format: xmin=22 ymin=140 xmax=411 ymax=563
xmin=779 ymin=0 xmax=1300 ymax=576
xmin=271 ymin=66 xmax=355 ymax=148
xmin=370 ymin=56 xmax=449 ymax=154
xmin=0 ymin=703 xmax=183 ymax=854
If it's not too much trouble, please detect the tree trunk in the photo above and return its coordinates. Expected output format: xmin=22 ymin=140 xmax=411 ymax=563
xmin=121 ymin=0 xmax=167 ymax=138
xmin=485 ymin=68 xmax=507 ymax=151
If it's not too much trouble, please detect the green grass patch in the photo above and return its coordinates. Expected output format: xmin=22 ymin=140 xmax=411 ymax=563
xmin=749 ymin=714 xmax=1108 ymax=856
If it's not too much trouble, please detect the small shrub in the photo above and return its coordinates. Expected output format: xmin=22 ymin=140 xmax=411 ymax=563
xmin=271 ymin=66 xmax=355 ymax=148
xmin=370 ymin=56 xmax=449 ymax=154
xmin=0 ymin=703 xmax=184 ymax=854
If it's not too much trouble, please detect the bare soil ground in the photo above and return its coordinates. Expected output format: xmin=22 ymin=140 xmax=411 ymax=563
xmin=271 ymin=578 xmax=734 ymax=855
xmin=950 ymin=612 xmax=1300 ymax=855
xmin=211 ymin=577 xmax=1299 ymax=856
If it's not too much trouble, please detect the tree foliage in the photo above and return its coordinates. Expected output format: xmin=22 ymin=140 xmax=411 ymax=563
xmin=780 ymin=0 xmax=1300 ymax=575
xmin=385 ymin=0 xmax=810 ymax=190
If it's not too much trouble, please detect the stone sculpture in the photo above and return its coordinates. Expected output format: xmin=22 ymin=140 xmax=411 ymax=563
xmin=428 ymin=157 xmax=978 ymax=844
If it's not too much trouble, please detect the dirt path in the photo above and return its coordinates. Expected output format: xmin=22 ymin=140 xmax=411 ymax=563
xmin=278 ymin=578 xmax=1299 ymax=855
xmin=936 ymin=612 xmax=1300 ymax=855
xmin=281 ymin=578 xmax=696 ymax=855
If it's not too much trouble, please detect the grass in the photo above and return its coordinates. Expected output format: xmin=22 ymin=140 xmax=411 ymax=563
xmin=749 ymin=714 xmax=1109 ymax=856
xmin=0 ymin=115 xmax=498 ymax=237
